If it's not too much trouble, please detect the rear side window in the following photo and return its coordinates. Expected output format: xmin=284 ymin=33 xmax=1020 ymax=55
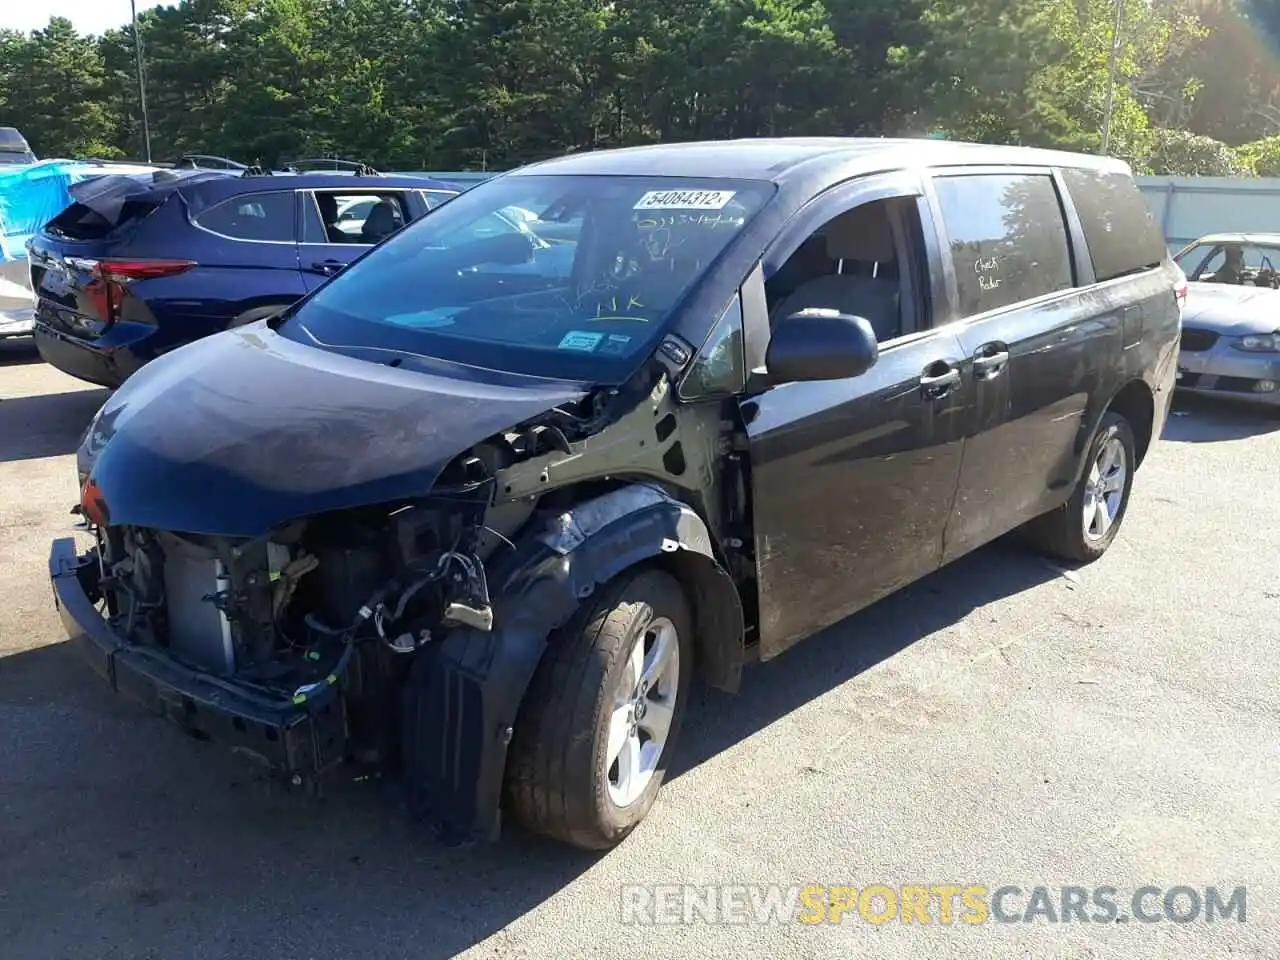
xmin=304 ymin=191 xmax=411 ymax=244
xmin=196 ymin=191 xmax=295 ymax=242
xmin=1061 ymin=168 xmax=1166 ymax=282
xmin=933 ymin=172 xmax=1075 ymax=317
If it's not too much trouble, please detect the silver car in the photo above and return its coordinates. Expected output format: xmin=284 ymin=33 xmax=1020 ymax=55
xmin=1173 ymin=233 xmax=1280 ymax=407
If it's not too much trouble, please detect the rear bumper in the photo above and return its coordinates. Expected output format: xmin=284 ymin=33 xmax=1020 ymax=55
xmin=48 ymin=537 xmax=347 ymax=779
xmin=33 ymin=321 xmax=145 ymax=388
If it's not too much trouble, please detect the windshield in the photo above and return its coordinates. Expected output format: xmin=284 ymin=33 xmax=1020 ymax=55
xmin=1175 ymin=241 xmax=1280 ymax=288
xmin=280 ymin=174 xmax=774 ymax=382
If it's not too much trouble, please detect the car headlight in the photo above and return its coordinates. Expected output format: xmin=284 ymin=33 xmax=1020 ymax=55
xmin=1233 ymin=332 xmax=1280 ymax=353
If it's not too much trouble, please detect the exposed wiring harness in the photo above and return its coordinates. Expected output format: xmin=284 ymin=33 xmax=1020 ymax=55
xmin=290 ymin=546 xmax=488 ymax=704
xmin=289 ymin=581 xmax=398 ymax=707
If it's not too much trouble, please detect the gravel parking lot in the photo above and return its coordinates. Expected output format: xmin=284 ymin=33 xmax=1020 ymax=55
xmin=1 ymin=344 xmax=1277 ymax=960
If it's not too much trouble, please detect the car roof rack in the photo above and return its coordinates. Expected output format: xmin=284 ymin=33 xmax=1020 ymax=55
xmin=173 ymin=154 xmax=249 ymax=171
xmin=282 ymin=157 xmax=382 ymax=176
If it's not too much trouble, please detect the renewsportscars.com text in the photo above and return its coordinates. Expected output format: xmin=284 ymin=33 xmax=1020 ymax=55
xmin=620 ymin=884 xmax=1247 ymax=926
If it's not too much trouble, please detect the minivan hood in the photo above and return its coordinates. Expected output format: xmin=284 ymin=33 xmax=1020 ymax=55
xmin=1183 ymin=282 xmax=1280 ymax=335
xmin=81 ymin=325 xmax=587 ymax=537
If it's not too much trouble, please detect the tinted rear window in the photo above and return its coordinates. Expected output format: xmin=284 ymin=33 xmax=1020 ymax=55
xmin=1061 ymin=168 xmax=1166 ymax=283
xmin=196 ymin=191 xmax=296 ymax=242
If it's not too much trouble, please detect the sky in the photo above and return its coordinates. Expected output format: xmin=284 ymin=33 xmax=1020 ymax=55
xmin=1 ymin=1 xmax=177 ymax=36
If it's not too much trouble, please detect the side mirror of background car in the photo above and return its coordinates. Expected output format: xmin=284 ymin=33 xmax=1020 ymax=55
xmin=764 ymin=309 xmax=879 ymax=385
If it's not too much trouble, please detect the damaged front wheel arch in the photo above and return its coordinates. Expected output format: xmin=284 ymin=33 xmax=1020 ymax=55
xmin=401 ymin=486 xmax=747 ymax=843
xmin=649 ymin=549 xmax=743 ymax=694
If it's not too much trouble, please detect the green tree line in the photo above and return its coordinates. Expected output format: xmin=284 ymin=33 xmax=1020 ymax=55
xmin=4 ymin=0 xmax=1280 ymax=175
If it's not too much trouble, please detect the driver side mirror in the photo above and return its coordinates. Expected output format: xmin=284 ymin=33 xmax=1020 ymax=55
xmin=764 ymin=309 xmax=879 ymax=385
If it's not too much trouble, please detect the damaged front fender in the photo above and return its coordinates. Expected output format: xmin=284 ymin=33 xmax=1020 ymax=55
xmin=401 ymin=483 xmax=744 ymax=844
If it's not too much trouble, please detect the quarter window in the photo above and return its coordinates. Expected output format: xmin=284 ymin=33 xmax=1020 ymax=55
xmin=1061 ymin=168 xmax=1166 ymax=282
xmin=196 ymin=191 xmax=295 ymax=242
xmin=421 ymin=189 xmax=459 ymax=209
xmin=680 ymin=294 xmax=745 ymax=398
xmin=933 ymin=173 xmax=1074 ymax=317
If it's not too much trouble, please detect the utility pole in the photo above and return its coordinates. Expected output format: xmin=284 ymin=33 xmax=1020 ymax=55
xmin=131 ymin=0 xmax=153 ymax=163
xmin=1100 ymin=0 xmax=1126 ymax=155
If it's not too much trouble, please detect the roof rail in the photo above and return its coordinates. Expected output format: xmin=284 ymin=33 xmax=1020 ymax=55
xmin=282 ymin=157 xmax=382 ymax=176
xmin=241 ymin=164 xmax=272 ymax=177
xmin=172 ymin=154 xmax=249 ymax=171
xmin=78 ymin=157 xmax=170 ymax=167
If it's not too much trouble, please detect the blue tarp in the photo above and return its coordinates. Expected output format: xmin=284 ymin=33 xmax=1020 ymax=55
xmin=0 ymin=160 xmax=161 ymax=336
xmin=0 ymin=159 xmax=161 ymax=262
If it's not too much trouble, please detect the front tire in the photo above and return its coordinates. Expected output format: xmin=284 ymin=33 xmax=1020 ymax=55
xmin=1023 ymin=410 xmax=1137 ymax=563
xmin=505 ymin=568 xmax=693 ymax=850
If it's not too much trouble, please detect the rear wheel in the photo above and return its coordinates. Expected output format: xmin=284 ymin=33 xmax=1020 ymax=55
xmin=505 ymin=568 xmax=692 ymax=850
xmin=1022 ymin=411 xmax=1136 ymax=563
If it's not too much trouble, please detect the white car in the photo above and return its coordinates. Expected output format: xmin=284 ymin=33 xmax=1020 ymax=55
xmin=0 ymin=256 xmax=34 ymax=340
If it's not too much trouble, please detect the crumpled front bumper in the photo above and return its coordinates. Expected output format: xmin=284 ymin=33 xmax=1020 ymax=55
xmin=48 ymin=537 xmax=347 ymax=779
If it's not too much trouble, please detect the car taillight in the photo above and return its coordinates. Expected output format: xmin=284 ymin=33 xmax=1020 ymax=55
xmin=95 ymin=258 xmax=197 ymax=282
xmin=75 ymin=258 xmax=195 ymax=323
xmin=1175 ymin=281 xmax=1188 ymax=312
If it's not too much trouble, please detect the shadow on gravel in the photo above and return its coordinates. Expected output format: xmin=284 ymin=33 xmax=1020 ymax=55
xmin=672 ymin=540 xmax=1058 ymax=778
xmin=0 ymin=386 xmax=107 ymax=463
xmin=0 ymin=338 xmax=41 ymax=366
xmin=1162 ymin=393 xmax=1279 ymax=443
xmin=0 ymin=639 xmax=596 ymax=959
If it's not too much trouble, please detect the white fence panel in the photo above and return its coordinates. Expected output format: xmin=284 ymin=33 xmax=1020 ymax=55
xmin=1137 ymin=175 xmax=1280 ymax=254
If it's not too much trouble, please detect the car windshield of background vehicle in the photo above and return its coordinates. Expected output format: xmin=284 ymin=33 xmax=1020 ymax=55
xmin=1175 ymin=242 xmax=1280 ymax=286
xmin=279 ymin=174 xmax=774 ymax=382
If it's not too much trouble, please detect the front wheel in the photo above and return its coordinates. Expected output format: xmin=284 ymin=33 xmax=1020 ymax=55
xmin=505 ymin=568 xmax=693 ymax=850
xmin=1022 ymin=410 xmax=1137 ymax=563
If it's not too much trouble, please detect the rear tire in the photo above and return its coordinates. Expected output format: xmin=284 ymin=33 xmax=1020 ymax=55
xmin=1022 ymin=411 xmax=1137 ymax=563
xmin=505 ymin=568 xmax=693 ymax=850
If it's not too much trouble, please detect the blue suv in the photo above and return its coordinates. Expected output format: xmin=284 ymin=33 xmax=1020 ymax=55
xmin=28 ymin=167 xmax=460 ymax=387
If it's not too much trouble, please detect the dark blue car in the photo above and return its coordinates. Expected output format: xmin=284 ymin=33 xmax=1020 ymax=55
xmin=28 ymin=168 xmax=461 ymax=387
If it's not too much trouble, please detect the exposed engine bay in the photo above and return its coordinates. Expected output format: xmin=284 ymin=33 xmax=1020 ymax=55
xmin=88 ymin=436 xmax=535 ymax=755
xmin=102 ymin=505 xmax=486 ymax=674
xmin=78 ymin=365 xmax=741 ymax=777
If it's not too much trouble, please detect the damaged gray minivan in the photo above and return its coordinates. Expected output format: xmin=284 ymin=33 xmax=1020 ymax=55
xmin=49 ymin=138 xmax=1180 ymax=849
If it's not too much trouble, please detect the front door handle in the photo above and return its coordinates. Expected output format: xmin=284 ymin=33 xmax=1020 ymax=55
xmin=920 ymin=363 xmax=962 ymax=398
xmin=311 ymin=259 xmax=347 ymax=275
xmin=972 ymin=345 xmax=1010 ymax=379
